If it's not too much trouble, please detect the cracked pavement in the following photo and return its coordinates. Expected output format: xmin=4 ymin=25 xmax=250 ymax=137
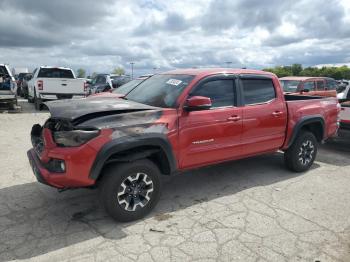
xmin=0 ymin=101 xmax=350 ymax=262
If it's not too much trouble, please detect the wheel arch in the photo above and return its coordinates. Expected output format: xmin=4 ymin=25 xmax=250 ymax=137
xmin=89 ymin=135 xmax=177 ymax=181
xmin=287 ymin=115 xmax=325 ymax=148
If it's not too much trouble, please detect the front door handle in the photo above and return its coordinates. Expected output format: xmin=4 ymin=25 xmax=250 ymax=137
xmin=227 ymin=115 xmax=241 ymax=122
xmin=272 ymin=111 xmax=283 ymax=117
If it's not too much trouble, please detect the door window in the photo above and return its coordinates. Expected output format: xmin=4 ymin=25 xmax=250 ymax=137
xmin=96 ymin=75 xmax=106 ymax=84
xmin=189 ymin=79 xmax=235 ymax=108
xmin=241 ymin=78 xmax=276 ymax=105
xmin=316 ymin=81 xmax=325 ymax=90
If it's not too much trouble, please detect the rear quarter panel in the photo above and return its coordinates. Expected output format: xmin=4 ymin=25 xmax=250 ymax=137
xmin=283 ymin=97 xmax=339 ymax=149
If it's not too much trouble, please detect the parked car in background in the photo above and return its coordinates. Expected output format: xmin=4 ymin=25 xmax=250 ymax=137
xmin=27 ymin=66 xmax=87 ymax=110
xmin=337 ymin=81 xmax=350 ymax=100
xmin=88 ymin=74 xmax=131 ymax=95
xmin=340 ymin=101 xmax=350 ymax=130
xmin=279 ymin=77 xmax=338 ymax=97
xmin=28 ymin=68 xmax=339 ymax=222
xmin=12 ymin=67 xmax=29 ymax=77
xmin=0 ymin=64 xmax=18 ymax=111
xmin=89 ymin=74 xmax=153 ymax=98
xmin=21 ymin=73 xmax=33 ymax=99
xmin=16 ymin=73 xmax=31 ymax=96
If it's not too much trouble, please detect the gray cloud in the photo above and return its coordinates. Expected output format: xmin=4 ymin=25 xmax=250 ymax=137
xmin=201 ymin=0 xmax=293 ymax=32
xmin=133 ymin=12 xmax=189 ymax=36
xmin=0 ymin=0 xmax=114 ymax=47
xmin=0 ymin=0 xmax=349 ymax=76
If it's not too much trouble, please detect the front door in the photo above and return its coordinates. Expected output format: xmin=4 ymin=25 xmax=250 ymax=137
xmin=178 ymin=77 xmax=243 ymax=169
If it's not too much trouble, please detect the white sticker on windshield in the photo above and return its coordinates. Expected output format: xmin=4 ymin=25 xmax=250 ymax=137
xmin=166 ymin=79 xmax=182 ymax=86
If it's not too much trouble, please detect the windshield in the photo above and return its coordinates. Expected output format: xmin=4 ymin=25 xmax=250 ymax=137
xmin=0 ymin=66 xmax=10 ymax=77
xmin=113 ymin=79 xmax=144 ymax=95
xmin=125 ymin=74 xmax=195 ymax=108
xmin=280 ymin=80 xmax=301 ymax=92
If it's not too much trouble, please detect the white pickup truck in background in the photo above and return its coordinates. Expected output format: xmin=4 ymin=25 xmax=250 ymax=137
xmin=27 ymin=66 xmax=87 ymax=110
xmin=340 ymin=101 xmax=350 ymax=130
xmin=0 ymin=64 xmax=19 ymax=111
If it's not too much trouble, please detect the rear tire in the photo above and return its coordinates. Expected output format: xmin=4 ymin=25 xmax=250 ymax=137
xmin=284 ymin=131 xmax=318 ymax=172
xmin=99 ymin=159 xmax=161 ymax=222
xmin=34 ymin=92 xmax=41 ymax=111
xmin=28 ymin=96 xmax=34 ymax=103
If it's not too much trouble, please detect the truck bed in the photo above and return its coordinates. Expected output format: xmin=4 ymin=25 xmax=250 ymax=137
xmin=283 ymin=94 xmax=339 ymax=149
xmin=284 ymin=94 xmax=325 ymax=101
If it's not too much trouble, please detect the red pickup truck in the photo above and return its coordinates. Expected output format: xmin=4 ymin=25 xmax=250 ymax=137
xmin=28 ymin=68 xmax=339 ymax=222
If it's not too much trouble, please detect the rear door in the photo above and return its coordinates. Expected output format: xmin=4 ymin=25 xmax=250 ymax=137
xmin=178 ymin=75 xmax=243 ymax=169
xmin=323 ymin=79 xmax=338 ymax=97
xmin=240 ymin=76 xmax=287 ymax=156
xmin=315 ymin=79 xmax=327 ymax=96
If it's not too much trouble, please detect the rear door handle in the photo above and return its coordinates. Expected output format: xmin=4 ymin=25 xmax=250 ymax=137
xmin=272 ymin=111 xmax=283 ymax=117
xmin=227 ymin=115 xmax=241 ymax=122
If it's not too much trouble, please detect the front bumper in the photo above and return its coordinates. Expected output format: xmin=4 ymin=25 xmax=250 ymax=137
xmin=27 ymin=128 xmax=112 ymax=189
xmin=27 ymin=149 xmax=53 ymax=187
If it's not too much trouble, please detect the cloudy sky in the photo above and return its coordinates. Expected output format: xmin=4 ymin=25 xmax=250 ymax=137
xmin=0 ymin=0 xmax=350 ymax=76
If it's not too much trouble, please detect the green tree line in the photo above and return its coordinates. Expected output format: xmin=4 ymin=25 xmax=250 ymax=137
xmin=263 ymin=64 xmax=350 ymax=80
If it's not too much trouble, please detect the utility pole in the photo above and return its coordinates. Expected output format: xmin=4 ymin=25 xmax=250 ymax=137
xmin=224 ymin=61 xmax=232 ymax=68
xmin=153 ymin=67 xmax=159 ymax=74
xmin=130 ymin=62 xmax=135 ymax=79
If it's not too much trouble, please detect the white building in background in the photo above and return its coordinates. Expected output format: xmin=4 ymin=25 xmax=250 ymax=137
xmin=314 ymin=63 xmax=350 ymax=68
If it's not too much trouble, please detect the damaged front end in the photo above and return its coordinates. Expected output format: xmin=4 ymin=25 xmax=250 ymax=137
xmin=43 ymin=118 xmax=100 ymax=147
xmin=28 ymin=117 xmax=112 ymax=189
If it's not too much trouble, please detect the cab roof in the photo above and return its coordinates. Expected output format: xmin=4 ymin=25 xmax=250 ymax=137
xmin=279 ymin=76 xmax=331 ymax=81
xmin=161 ymin=68 xmax=276 ymax=78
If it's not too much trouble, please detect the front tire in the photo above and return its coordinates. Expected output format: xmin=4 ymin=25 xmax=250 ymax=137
xmin=99 ymin=159 xmax=161 ymax=222
xmin=284 ymin=131 xmax=318 ymax=172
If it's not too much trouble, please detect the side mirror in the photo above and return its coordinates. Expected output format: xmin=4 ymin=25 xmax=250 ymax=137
xmin=184 ymin=96 xmax=212 ymax=111
xmin=301 ymin=89 xmax=310 ymax=93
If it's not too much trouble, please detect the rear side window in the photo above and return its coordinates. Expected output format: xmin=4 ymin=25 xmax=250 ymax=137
xmin=303 ymin=81 xmax=315 ymax=91
xmin=38 ymin=68 xmax=74 ymax=78
xmin=190 ymin=79 xmax=235 ymax=108
xmin=241 ymin=79 xmax=276 ymax=105
xmin=316 ymin=81 xmax=325 ymax=90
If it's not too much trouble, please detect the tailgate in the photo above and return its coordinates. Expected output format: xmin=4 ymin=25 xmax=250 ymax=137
xmin=340 ymin=102 xmax=350 ymax=124
xmin=38 ymin=78 xmax=85 ymax=95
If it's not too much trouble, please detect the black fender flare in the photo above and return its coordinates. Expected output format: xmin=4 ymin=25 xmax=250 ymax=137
xmin=89 ymin=134 xmax=177 ymax=180
xmin=287 ymin=115 xmax=325 ymax=147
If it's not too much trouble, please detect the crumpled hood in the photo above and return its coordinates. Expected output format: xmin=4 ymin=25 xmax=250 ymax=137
xmin=45 ymin=97 xmax=158 ymax=122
